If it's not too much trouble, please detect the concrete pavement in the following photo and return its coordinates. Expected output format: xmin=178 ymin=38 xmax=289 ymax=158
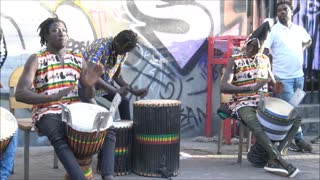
xmin=8 ymin=136 xmax=320 ymax=180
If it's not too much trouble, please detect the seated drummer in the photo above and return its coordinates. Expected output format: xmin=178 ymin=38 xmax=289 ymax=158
xmin=14 ymin=17 xmax=112 ymax=180
xmin=220 ymin=22 xmax=301 ymax=178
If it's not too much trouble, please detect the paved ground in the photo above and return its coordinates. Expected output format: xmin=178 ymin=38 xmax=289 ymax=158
xmin=8 ymin=136 xmax=320 ymax=180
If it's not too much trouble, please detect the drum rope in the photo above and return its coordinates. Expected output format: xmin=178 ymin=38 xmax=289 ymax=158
xmin=156 ymin=155 xmax=173 ymax=179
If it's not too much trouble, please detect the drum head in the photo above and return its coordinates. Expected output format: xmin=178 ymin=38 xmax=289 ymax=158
xmin=65 ymin=102 xmax=113 ymax=132
xmin=0 ymin=107 xmax=18 ymax=141
xmin=263 ymin=97 xmax=294 ymax=118
xmin=113 ymin=120 xmax=133 ymax=128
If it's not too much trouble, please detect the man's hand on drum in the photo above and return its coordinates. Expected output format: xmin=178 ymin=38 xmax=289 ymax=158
xmin=132 ymin=87 xmax=148 ymax=98
xmin=274 ymin=81 xmax=284 ymax=95
xmin=50 ymin=86 xmax=76 ymax=101
xmin=252 ymin=79 xmax=268 ymax=91
xmin=81 ymin=61 xmax=104 ymax=87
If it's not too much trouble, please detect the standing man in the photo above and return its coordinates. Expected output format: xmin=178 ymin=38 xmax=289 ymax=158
xmin=81 ymin=30 xmax=148 ymax=176
xmin=264 ymin=1 xmax=313 ymax=152
xmin=15 ymin=17 xmax=110 ymax=180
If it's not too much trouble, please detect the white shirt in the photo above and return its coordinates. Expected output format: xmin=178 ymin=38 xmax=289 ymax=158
xmin=264 ymin=22 xmax=311 ymax=79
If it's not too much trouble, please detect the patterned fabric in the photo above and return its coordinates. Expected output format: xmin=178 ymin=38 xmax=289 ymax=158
xmin=227 ymin=53 xmax=270 ymax=114
xmin=32 ymin=49 xmax=83 ymax=122
xmin=82 ymin=37 xmax=126 ymax=97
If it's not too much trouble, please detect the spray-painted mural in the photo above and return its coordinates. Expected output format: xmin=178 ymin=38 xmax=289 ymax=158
xmin=0 ymin=0 xmax=317 ymax=139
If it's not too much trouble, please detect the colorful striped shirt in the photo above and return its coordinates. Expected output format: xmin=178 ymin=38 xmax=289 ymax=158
xmin=31 ymin=49 xmax=83 ymax=122
xmin=227 ymin=53 xmax=270 ymax=113
xmin=82 ymin=37 xmax=126 ymax=97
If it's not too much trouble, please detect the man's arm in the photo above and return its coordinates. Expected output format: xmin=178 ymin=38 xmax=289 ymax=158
xmin=15 ymin=54 xmax=75 ymax=104
xmin=302 ymin=39 xmax=312 ymax=50
xmin=96 ymin=77 xmax=119 ymax=95
xmin=113 ymin=66 xmax=148 ymax=97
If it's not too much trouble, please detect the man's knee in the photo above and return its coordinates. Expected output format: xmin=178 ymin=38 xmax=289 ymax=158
xmin=105 ymin=128 xmax=116 ymax=142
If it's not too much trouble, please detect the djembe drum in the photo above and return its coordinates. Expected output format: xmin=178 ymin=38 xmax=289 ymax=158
xmin=248 ymin=96 xmax=296 ymax=167
xmin=113 ymin=120 xmax=133 ymax=176
xmin=256 ymin=96 xmax=295 ymax=141
xmin=0 ymin=107 xmax=18 ymax=154
xmin=133 ymin=99 xmax=181 ymax=177
xmin=61 ymin=102 xmax=113 ymax=180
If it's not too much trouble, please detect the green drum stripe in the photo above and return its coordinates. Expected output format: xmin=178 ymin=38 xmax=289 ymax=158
xmin=83 ymin=168 xmax=92 ymax=178
xmin=115 ymin=147 xmax=128 ymax=155
xmin=135 ymin=134 xmax=179 ymax=144
xmin=67 ymin=134 xmax=105 ymax=145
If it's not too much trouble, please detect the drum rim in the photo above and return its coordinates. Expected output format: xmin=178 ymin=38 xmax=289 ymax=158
xmin=263 ymin=97 xmax=294 ymax=117
xmin=113 ymin=120 xmax=133 ymax=128
xmin=64 ymin=102 xmax=113 ymax=132
xmin=133 ymin=99 xmax=181 ymax=107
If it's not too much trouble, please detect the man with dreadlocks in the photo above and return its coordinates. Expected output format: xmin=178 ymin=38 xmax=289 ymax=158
xmin=82 ymin=30 xmax=148 ymax=118
xmin=81 ymin=30 xmax=148 ymax=179
xmin=15 ymin=17 xmax=104 ymax=180
xmin=220 ymin=22 xmax=301 ymax=177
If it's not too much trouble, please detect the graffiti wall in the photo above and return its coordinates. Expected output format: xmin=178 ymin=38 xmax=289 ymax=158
xmin=2 ymin=0 xmax=317 ymax=138
xmin=293 ymin=0 xmax=319 ymax=74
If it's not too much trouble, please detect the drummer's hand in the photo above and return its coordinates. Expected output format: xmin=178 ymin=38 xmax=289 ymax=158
xmin=274 ymin=81 xmax=284 ymax=95
xmin=50 ymin=85 xmax=76 ymax=101
xmin=252 ymin=79 xmax=268 ymax=91
xmin=133 ymin=87 xmax=148 ymax=98
xmin=82 ymin=61 xmax=104 ymax=87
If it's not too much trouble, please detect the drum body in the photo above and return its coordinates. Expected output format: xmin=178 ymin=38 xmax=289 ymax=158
xmin=133 ymin=100 xmax=181 ymax=177
xmin=113 ymin=120 xmax=133 ymax=176
xmin=256 ymin=97 xmax=294 ymax=141
xmin=61 ymin=102 xmax=113 ymax=180
xmin=0 ymin=107 xmax=18 ymax=153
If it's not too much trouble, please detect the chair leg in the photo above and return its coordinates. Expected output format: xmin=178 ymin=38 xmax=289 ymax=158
xmin=217 ymin=120 xmax=224 ymax=154
xmin=247 ymin=131 xmax=252 ymax=152
xmin=24 ymin=130 xmax=30 ymax=180
xmin=224 ymin=119 xmax=232 ymax=145
xmin=53 ymin=152 xmax=59 ymax=169
xmin=237 ymin=122 xmax=244 ymax=164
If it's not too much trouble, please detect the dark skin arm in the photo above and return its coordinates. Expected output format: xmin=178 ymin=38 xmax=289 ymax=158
xmin=15 ymin=54 xmax=75 ymax=104
xmin=15 ymin=56 xmax=103 ymax=104
xmin=220 ymin=57 xmax=268 ymax=94
xmin=95 ymin=67 xmax=129 ymax=97
xmin=302 ymin=39 xmax=312 ymax=50
xmin=114 ymin=66 xmax=148 ymax=98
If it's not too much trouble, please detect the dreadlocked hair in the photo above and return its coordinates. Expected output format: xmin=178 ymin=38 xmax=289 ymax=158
xmin=247 ymin=21 xmax=271 ymax=46
xmin=38 ymin=17 xmax=67 ymax=47
xmin=114 ymin=30 xmax=138 ymax=50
